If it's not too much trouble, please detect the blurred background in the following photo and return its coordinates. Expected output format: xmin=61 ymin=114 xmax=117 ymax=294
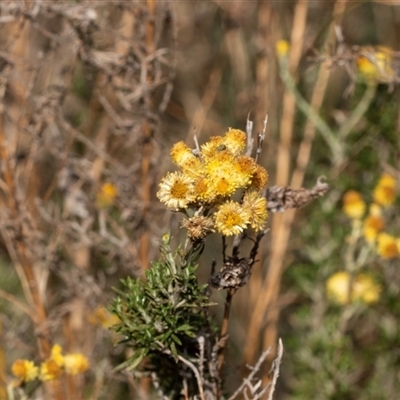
xmin=0 ymin=0 xmax=399 ymax=399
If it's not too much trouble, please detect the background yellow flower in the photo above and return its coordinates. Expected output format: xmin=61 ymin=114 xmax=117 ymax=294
xmin=342 ymin=190 xmax=366 ymax=219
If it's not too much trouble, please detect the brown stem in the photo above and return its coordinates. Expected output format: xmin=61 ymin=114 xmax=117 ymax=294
xmin=217 ymin=288 xmax=234 ymax=375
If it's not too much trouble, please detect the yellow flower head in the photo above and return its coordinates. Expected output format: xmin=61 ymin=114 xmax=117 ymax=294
xmin=64 ymin=353 xmax=90 ymax=376
xmin=206 ymin=154 xmax=241 ymax=197
xmin=181 ymin=215 xmax=215 ymax=241
xmin=40 ymin=359 xmax=63 ymax=381
xmin=200 ymin=136 xmax=226 ymax=160
xmin=326 ymin=271 xmax=351 ymax=305
xmin=276 ymin=40 xmax=290 ymax=58
xmin=377 ymin=232 xmax=399 ymax=259
xmin=250 ymin=164 xmax=269 ymax=190
xmin=50 ymin=344 xmax=64 ymax=367
xmin=369 ymin=203 xmax=382 ymax=217
xmin=223 ymin=128 xmax=247 ymax=155
xmin=342 ymin=190 xmax=366 ymax=219
xmin=241 ymin=191 xmax=268 ymax=232
xmin=89 ymin=307 xmax=120 ymax=328
xmin=363 ymin=214 xmax=384 ymax=243
xmin=326 ymin=271 xmax=381 ymax=305
xmin=96 ymin=182 xmax=118 ymax=208
xmin=353 ymin=274 xmax=381 ymax=304
xmin=157 ymin=172 xmax=196 ymax=210
xmin=356 ymin=46 xmax=394 ymax=82
xmin=11 ymin=359 xmax=39 ymax=383
xmin=214 ymin=201 xmax=250 ymax=236
xmin=171 ymin=141 xmax=201 ymax=174
xmin=373 ymin=173 xmax=397 ymax=206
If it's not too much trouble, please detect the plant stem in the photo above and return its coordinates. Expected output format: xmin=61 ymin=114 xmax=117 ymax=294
xmin=217 ymin=288 xmax=234 ymax=374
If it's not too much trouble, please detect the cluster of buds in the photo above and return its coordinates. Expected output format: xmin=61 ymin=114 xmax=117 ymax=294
xmin=342 ymin=173 xmax=399 ymax=259
xmin=11 ymin=344 xmax=89 ymax=385
xmin=157 ymin=128 xmax=268 ymax=240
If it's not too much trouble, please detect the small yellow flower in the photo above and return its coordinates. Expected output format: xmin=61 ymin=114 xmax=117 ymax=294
xmin=50 ymin=344 xmax=64 ymax=367
xmin=356 ymin=46 xmax=394 ymax=82
xmin=377 ymin=232 xmax=399 ymax=259
xmin=96 ymin=182 xmax=118 ymax=208
xmin=342 ymin=190 xmax=366 ymax=219
xmin=214 ymin=201 xmax=250 ymax=236
xmin=89 ymin=307 xmax=120 ymax=328
xmin=373 ymin=173 xmax=397 ymax=206
xmin=369 ymin=203 xmax=382 ymax=217
xmin=276 ymin=40 xmax=290 ymax=58
xmin=326 ymin=271 xmax=351 ymax=305
xmin=241 ymin=191 xmax=268 ymax=232
xmin=40 ymin=359 xmax=63 ymax=381
xmin=326 ymin=271 xmax=381 ymax=305
xmin=64 ymin=353 xmax=90 ymax=376
xmin=11 ymin=359 xmax=39 ymax=382
xmin=353 ymin=274 xmax=381 ymax=304
xmin=363 ymin=214 xmax=384 ymax=243
xmin=157 ymin=172 xmax=196 ymax=210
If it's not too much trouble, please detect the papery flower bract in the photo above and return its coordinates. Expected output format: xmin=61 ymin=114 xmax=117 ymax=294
xmin=276 ymin=40 xmax=290 ymax=58
xmin=377 ymin=232 xmax=399 ymax=259
xmin=214 ymin=201 xmax=250 ymax=236
xmin=181 ymin=215 xmax=215 ymax=241
xmin=373 ymin=173 xmax=397 ymax=206
xmin=342 ymin=190 xmax=366 ymax=219
xmin=326 ymin=271 xmax=381 ymax=305
xmin=157 ymin=172 xmax=196 ymax=210
xmin=11 ymin=359 xmax=39 ymax=382
xmin=64 ymin=353 xmax=90 ymax=376
xmin=363 ymin=214 xmax=384 ymax=243
xmin=96 ymin=182 xmax=118 ymax=208
xmin=242 ymin=191 xmax=268 ymax=232
xmin=40 ymin=359 xmax=63 ymax=381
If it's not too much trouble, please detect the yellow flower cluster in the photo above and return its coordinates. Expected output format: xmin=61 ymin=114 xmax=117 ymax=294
xmin=356 ymin=46 xmax=394 ymax=83
xmin=342 ymin=173 xmax=399 ymax=259
xmin=326 ymin=271 xmax=381 ymax=305
xmin=11 ymin=344 xmax=89 ymax=384
xmin=157 ymin=129 xmax=269 ymax=238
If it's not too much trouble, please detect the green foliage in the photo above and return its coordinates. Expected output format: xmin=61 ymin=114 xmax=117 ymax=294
xmin=110 ymin=233 xmax=214 ymax=374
